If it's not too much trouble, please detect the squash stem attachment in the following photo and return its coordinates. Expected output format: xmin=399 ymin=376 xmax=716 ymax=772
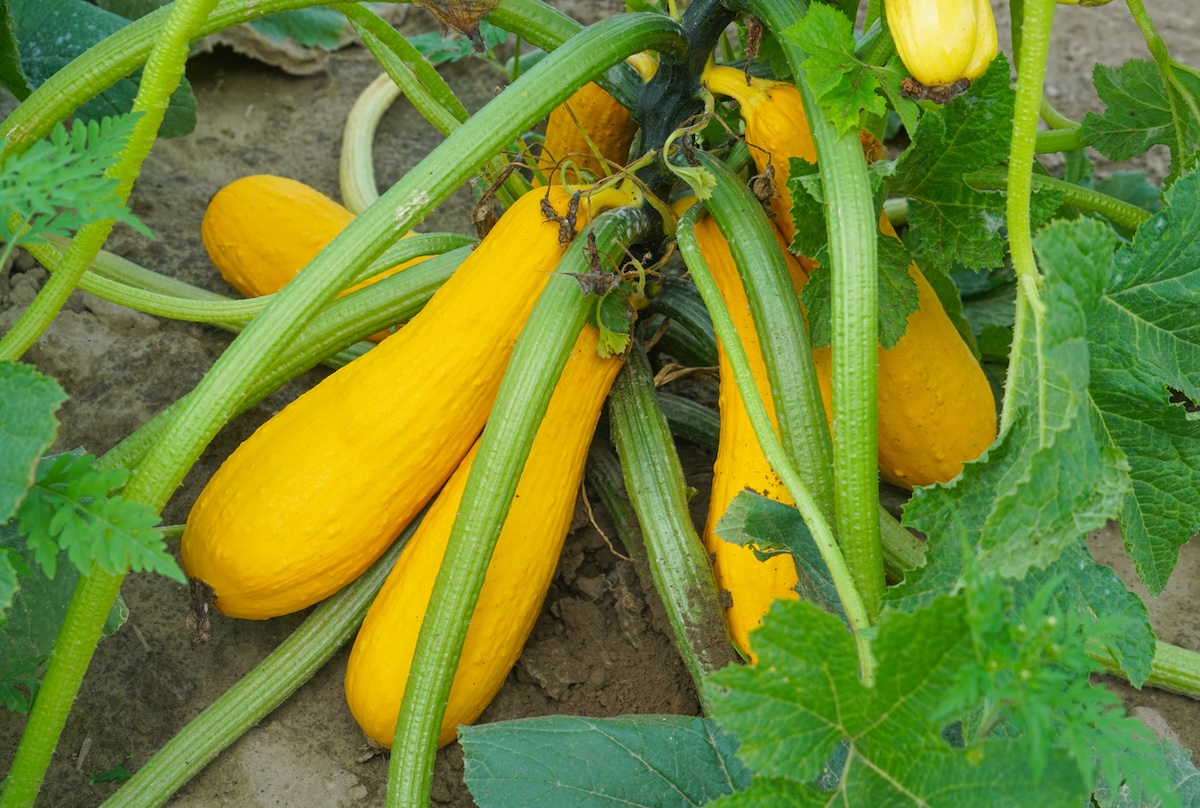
xmin=386 ymin=206 xmax=654 ymax=806
xmin=733 ymin=0 xmax=886 ymax=622
xmin=607 ymin=344 xmax=737 ymax=706
xmin=676 ymin=206 xmax=876 ymax=684
xmin=1002 ymin=0 xmax=1058 ymax=440
xmin=0 ymin=0 xmax=219 ymax=802
xmin=99 ymin=517 xmax=424 ymax=808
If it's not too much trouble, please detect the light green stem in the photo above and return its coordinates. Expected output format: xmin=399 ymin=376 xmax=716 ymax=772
xmin=386 ymin=207 xmax=652 ymax=805
xmin=1089 ymin=640 xmax=1200 ymax=700
xmin=0 ymin=2 xmax=218 ymax=804
xmin=1001 ymin=0 xmax=1056 ymax=437
xmin=1035 ymin=126 xmax=1087 ymax=153
xmin=965 ymin=166 xmax=1152 ymax=232
xmin=676 ymin=208 xmax=876 ymax=683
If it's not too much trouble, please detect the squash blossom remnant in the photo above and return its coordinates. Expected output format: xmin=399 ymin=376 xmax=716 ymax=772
xmin=885 ymin=0 xmax=999 ymax=87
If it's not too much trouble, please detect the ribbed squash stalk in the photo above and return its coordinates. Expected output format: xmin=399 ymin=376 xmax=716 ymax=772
xmin=884 ymin=0 xmax=999 ymax=87
xmin=200 ymin=174 xmax=429 ymax=342
xmin=181 ymin=182 xmax=641 ymax=620
xmin=537 ymin=53 xmax=656 ymax=184
xmin=344 ymin=324 xmax=623 ymax=748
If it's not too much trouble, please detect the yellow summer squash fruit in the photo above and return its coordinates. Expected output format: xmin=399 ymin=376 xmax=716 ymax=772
xmin=884 ymin=0 xmax=998 ymax=87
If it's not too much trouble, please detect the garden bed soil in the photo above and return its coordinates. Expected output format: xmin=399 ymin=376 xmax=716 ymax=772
xmin=1 ymin=1 xmax=1198 ymax=805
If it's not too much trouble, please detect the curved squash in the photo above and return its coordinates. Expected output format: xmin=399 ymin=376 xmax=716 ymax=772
xmin=703 ymin=65 xmax=997 ymax=489
xmin=344 ymin=325 xmax=622 ymax=747
xmin=181 ymin=183 xmax=640 ymax=619
xmin=200 ymin=174 xmax=424 ymax=342
xmin=692 ymin=212 xmax=805 ymax=661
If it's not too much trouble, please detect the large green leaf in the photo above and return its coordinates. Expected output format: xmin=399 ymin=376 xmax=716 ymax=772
xmin=11 ymin=0 xmax=195 ymax=138
xmin=889 ymin=55 xmax=1062 ymax=274
xmin=706 ymin=598 xmax=1086 ymax=806
xmin=1087 ymin=169 xmax=1200 ymax=593
xmin=461 ymin=715 xmax=750 ymax=807
xmin=0 ymin=0 xmax=29 ymax=99
xmin=0 ymin=361 xmax=64 ymax=525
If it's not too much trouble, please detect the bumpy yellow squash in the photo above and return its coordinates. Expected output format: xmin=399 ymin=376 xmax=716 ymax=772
xmin=200 ymin=174 xmax=425 ymax=343
xmin=703 ymin=65 xmax=997 ymax=489
xmin=181 ymin=183 xmax=640 ymax=619
xmin=692 ymin=212 xmax=804 ymax=661
xmin=345 ymin=325 xmax=623 ymax=747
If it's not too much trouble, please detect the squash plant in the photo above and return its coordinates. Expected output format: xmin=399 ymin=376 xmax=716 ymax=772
xmin=2 ymin=0 xmax=1200 ymax=805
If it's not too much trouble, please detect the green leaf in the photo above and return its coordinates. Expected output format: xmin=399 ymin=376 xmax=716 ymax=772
xmin=0 ymin=518 xmax=127 ymax=712
xmin=784 ymin=4 xmax=886 ymax=135
xmin=592 ymin=289 xmax=632 ymax=359
xmin=800 ymin=232 xmax=919 ymax=349
xmin=1087 ymin=170 xmax=1200 ymax=593
xmin=874 ymin=54 xmax=921 ymax=136
xmin=1093 ymin=740 xmax=1200 ymax=808
xmin=714 ymin=490 xmax=843 ymax=621
xmin=0 ymin=361 xmax=65 ymax=524
xmin=0 ymin=115 xmax=153 ymax=248
xmin=460 ymin=715 xmax=751 ymax=807
xmin=0 ymin=0 xmax=29 ymax=99
xmin=707 ymin=597 xmax=1087 ymax=805
xmin=1081 ymin=59 xmax=1200 ymax=183
xmin=408 ymin=21 xmax=509 ymax=65
xmin=248 ymin=8 xmax=349 ymax=50
xmin=15 ymin=453 xmax=184 ymax=583
xmin=10 ymin=0 xmax=195 ymax=138
xmin=889 ymin=55 xmax=1063 ymax=273
xmin=91 ymin=0 xmax=170 ymax=19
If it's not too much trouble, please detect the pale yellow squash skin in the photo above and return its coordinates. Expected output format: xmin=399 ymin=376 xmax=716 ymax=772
xmin=884 ymin=0 xmax=999 ymax=87
xmin=344 ymin=325 xmax=622 ymax=748
xmin=200 ymin=174 xmax=423 ymax=342
xmin=704 ymin=66 xmax=997 ymax=490
xmin=693 ymin=213 xmax=804 ymax=662
xmin=181 ymin=184 xmax=638 ymax=619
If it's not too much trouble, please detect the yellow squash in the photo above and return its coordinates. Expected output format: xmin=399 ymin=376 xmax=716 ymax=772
xmin=537 ymin=54 xmax=655 ymax=185
xmin=200 ymin=174 xmax=424 ymax=342
xmin=181 ymin=183 xmax=640 ymax=619
xmin=703 ymin=65 xmax=997 ymax=489
xmin=692 ymin=212 xmax=804 ymax=662
xmin=344 ymin=325 xmax=623 ymax=748
xmin=884 ymin=0 xmax=998 ymax=87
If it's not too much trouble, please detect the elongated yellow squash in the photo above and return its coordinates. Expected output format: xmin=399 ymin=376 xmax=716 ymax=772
xmin=344 ymin=325 xmax=623 ymax=747
xmin=692 ymin=213 xmax=805 ymax=662
xmin=200 ymin=174 xmax=425 ymax=342
xmin=181 ymin=183 xmax=640 ymax=619
xmin=703 ymin=65 xmax=997 ymax=489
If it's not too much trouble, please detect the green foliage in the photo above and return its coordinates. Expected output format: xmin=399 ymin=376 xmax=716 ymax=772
xmin=1081 ymin=60 xmax=1200 ymax=184
xmin=798 ymin=231 xmax=919 ymax=349
xmin=16 ymin=452 xmax=183 ymax=583
xmin=408 ymin=21 xmax=511 ymax=66
xmin=8 ymin=0 xmax=196 ymax=138
xmin=248 ymin=8 xmax=349 ymax=50
xmin=1085 ymin=170 xmax=1200 ymax=593
xmin=0 ymin=362 xmax=65 ymax=525
xmin=706 ymin=597 xmax=1088 ymax=806
xmin=889 ymin=56 xmax=1063 ymax=274
xmin=0 ymin=114 xmax=152 ymax=249
xmin=714 ymin=491 xmax=843 ymax=620
xmin=461 ymin=715 xmax=751 ymax=806
xmin=0 ymin=0 xmax=28 ymax=99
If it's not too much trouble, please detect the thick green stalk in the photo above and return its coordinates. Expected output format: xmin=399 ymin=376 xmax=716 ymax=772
xmin=1034 ymin=126 xmax=1087 ymax=153
xmin=0 ymin=3 xmax=217 ymax=803
xmin=692 ymin=152 xmax=836 ymax=522
xmin=1002 ymin=0 xmax=1056 ymax=437
xmin=731 ymin=0 xmax=885 ymax=618
xmin=97 ymin=247 xmax=471 ymax=474
xmin=386 ymin=207 xmax=651 ymax=805
xmin=676 ymin=207 xmax=876 ymax=682
xmin=101 ymin=517 xmax=422 ymax=808
xmin=0 ymin=0 xmax=218 ymax=360
xmin=609 ymin=345 xmax=736 ymax=704
xmin=1090 ymin=641 xmax=1200 ymax=700
xmin=965 ymin=167 xmax=1152 ymax=232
